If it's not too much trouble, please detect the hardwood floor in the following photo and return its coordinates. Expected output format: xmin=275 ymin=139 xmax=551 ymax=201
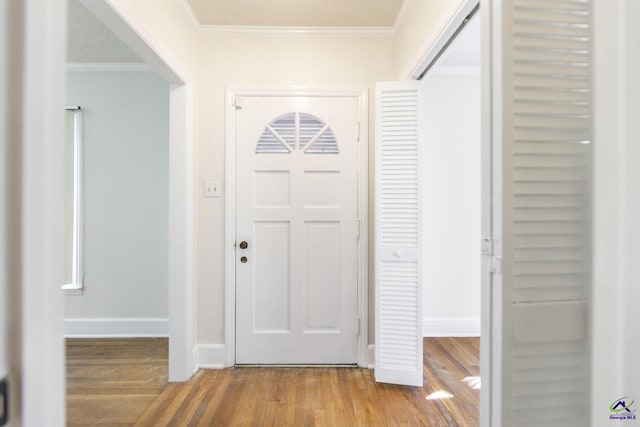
xmin=66 ymin=338 xmax=168 ymax=426
xmin=67 ymin=338 xmax=479 ymax=426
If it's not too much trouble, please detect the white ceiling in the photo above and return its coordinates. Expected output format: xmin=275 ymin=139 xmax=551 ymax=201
xmin=67 ymin=0 xmax=142 ymax=63
xmin=185 ymin=0 xmax=405 ymax=27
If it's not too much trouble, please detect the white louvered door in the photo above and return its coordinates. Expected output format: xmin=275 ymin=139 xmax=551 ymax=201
xmin=235 ymin=95 xmax=359 ymax=364
xmin=486 ymin=0 xmax=592 ymax=425
xmin=374 ymin=81 xmax=423 ymax=386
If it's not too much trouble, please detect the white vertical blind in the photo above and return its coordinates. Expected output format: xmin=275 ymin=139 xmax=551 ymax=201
xmin=62 ymin=108 xmax=84 ymax=293
xmin=493 ymin=0 xmax=592 ymax=424
xmin=374 ymin=81 xmax=423 ymax=387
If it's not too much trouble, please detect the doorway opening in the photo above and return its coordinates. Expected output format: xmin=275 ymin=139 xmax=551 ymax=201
xmin=420 ymin=8 xmax=481 ymax=340
xmin=63 ymin=0 xmax=196 ymax=390
xmin=64 ymin=0 xmax=170 ymax=334
xmin=419 ymin=6 xmax=482 ymax=424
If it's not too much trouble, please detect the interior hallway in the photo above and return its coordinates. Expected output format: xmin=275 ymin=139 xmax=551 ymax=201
xmin=67 ymin=338 xmax=479 ymax=426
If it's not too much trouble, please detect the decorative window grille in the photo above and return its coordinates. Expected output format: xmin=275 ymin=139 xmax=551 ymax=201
xmin=256 ymin=112 xmax=339 ymax=154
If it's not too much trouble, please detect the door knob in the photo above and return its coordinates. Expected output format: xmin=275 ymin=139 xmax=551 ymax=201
xmin=240 ymin=256 xmax=248 ymax=263
xmin=239 ymin=241 xmax=248 ymax=249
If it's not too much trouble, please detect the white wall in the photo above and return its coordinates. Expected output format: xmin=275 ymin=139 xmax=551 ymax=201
xmin=592 ymin=0 xmax=640 ymax=421
xmin=422 ymin=70 xmax=481 ymax=336
xmin=64 ymin=69 xmax=170 ymax=337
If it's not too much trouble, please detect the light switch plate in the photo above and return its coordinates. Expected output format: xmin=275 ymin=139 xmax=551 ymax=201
xmin=204 ymin=180 xmax=221 ymax=198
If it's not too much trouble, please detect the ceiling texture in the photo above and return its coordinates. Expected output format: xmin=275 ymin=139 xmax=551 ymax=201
xmin=67 ymin=0 xmax=142 ymax=63
xmin=185 ymin=0 xmax=405 ymax=27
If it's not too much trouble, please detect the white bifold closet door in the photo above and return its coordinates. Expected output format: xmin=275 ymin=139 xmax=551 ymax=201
xmin=375 ymin=2 xmax=593 ymax=420
xmin=486 ymin=0 xmax=592 ymax=425
xmin=374 ymin=81 xmax=423 ymax=387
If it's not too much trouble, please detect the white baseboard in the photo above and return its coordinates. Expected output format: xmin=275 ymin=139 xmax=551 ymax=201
xmin=195 ymin=344 xmax=227 ymax=369
xmin=367 ymin=344 xmax=375 ymax=369
xmin=423 ymin=317 xmax=480 ymax=337
xmin=64 ymin=317 xmax=169 ymax=338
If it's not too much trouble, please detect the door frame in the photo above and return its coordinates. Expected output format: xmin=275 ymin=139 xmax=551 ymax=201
xmin=74 ymin=0 xmax=197 ymax=381
xmin=480 ymin=0 xmax=499 ymax=424
xmin=224 ymin=86 xmax=369 ymax=367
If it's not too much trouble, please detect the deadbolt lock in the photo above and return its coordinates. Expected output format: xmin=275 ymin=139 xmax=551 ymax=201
xmin=240 ymin=256 xmax=248 ymax=263
xmin=239 ymin=241 xmax=248 ymax=249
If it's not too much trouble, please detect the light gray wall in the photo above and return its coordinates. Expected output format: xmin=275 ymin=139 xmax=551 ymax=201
xmin=64 ymin=69 xmax=169 ymax=336
xmin=421 ymin=70 xmax=481 ymax=336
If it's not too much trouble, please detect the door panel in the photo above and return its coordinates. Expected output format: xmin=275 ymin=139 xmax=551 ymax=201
xmin=486 ymin=0 xmax=593 ymax=424
xmin=374 ymin=81 xmax=424 ymax=387
xmin=253 ymin=221 xmax=291 ymax=332
xmin=303 ymin=221 xmax=341 ymax=331
xmin=236 ymin=96 xmax=359 ymax=364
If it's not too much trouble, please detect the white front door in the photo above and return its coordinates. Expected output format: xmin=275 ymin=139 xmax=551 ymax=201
xmin=235 ymin=95 xmax=359 ymax=364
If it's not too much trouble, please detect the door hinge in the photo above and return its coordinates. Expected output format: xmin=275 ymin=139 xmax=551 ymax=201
xmin=356 ymin=219 xmax=361 ymax=239
xmin=356 ymin=316 xmax=361 ymax=337
xmin=482 ymin=238 xmax=502 ymax=274
xmin=233 ymin=97 xmax=243 ymax=110
xmin=357 ymin=122 xmax=361 ymax=142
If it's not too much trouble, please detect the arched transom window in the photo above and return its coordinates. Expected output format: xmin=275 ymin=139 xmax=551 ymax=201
xmin=256 ymin=112 xmax=339 ymax=154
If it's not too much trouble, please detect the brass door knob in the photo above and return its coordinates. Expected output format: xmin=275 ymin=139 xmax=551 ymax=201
xmin=240 ymin=256 xmax=248 ymax=263
xmin=239 ymin=241 xmax=248 ymax=249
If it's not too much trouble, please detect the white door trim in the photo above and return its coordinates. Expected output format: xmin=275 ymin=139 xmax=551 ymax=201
xmin=225 ymin=86 xmax=369 ymax=367
xmin=480 ymin=0 xmax=497 ymax=425
xmin=402 ymin=0 xmax=480 ymax=80
xmin=14 ymin=0 xmax=68 ymax=423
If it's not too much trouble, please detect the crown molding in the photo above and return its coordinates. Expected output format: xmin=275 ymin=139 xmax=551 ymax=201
xmin=199 ymin=25 xmax=395 ymax=38
xmin=392 ymin=0 xmax=413 ymax=35
xmin=66 ymin=62 xmax=154 ymax=72
xmin=177 ymin=0 xmax=202 ymax=30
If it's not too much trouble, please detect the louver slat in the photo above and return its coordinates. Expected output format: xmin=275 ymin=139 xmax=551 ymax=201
xmin=256 ymin=113 xmax=293 ymax=154
xmin=375 ymin=82 xmax=423 ymax=387
xmin=501 ymin=1 xmax=591 ymax=425
xmin=257 ymin=112 xmax=339 ymax=154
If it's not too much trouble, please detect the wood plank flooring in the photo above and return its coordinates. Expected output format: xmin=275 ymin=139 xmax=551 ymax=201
xmin=66 ymin=338 xmax=169 ymax=426
xmin=67 ymin=338 xmax=479 ymax=426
